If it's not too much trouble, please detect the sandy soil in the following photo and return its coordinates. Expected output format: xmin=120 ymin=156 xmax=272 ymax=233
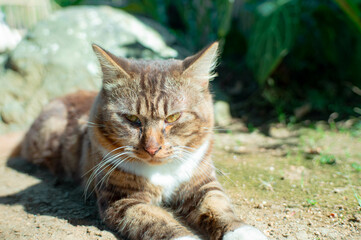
xmin=0 ymin=128 xmax=360 ymax=240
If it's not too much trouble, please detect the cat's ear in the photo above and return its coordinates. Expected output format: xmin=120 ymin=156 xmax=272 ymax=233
xmin=92 ymin=44 xmax=130 ymax=87
xmin=181 ymin=42 xmax=219 ymax=89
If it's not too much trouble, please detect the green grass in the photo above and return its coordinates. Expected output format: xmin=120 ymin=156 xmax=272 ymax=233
xmin=351 ymin=162 xmax=361 ymax=172
xmin=318 ymin=154 xmax=337 ymax=165
xmin=354 ymin=192 xmax=361 ymax=207
xmin=214 ymin=124 xmax=361 ymax=212
xmin=306 ymin=199 xmax=318 ymax=206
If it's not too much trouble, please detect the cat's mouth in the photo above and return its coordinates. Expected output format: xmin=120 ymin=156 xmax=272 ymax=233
xmin=130 ymin=146 xmax=175 ymax=165
xmin=137 ymin=155 xmax=173 ymax=165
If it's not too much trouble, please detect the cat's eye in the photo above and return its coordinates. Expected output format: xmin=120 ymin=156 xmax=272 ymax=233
xmin=125 ymin=114 xmax=141 ymax=126
xmin=165 ymin=112 xmax=181 ymax=123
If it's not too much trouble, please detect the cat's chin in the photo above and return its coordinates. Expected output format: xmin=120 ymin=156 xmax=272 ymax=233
xmin=145 ymin=157 xmax=174 ymax=165
xmin=147 ymin=159 xmax=168 ymax=165
xmin=133 ymin=156 xmax=172 ymax=166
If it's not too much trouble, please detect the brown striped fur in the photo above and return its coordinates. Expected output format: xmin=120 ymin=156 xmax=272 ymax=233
xmin=21 ymin=43 xmax=267 ymax=240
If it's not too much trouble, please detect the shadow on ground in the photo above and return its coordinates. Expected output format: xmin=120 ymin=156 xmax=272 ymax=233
xmin=1 ymin=156 xmax=110 ymax=231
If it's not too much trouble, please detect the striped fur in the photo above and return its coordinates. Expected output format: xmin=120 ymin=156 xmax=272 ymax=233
xmin=21 ymin=42 xmax=267 ymax=240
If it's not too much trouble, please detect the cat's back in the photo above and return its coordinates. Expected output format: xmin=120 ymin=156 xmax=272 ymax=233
xmin=21 ymin=90 xmax=97 ymax=179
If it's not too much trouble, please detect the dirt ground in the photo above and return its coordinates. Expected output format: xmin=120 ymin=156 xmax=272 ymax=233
xmin=0 ymin=124 xmax=360 ymax=240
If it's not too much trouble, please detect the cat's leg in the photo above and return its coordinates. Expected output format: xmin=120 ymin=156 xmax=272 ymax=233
xmin=175 ymin=180 xmax=268 ymax=240
xmin=97 ymin=192 xmax=200 ymax=240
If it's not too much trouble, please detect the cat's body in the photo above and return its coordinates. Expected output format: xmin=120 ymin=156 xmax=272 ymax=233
xmin=21 ymin=43 xmax=268 ymax=240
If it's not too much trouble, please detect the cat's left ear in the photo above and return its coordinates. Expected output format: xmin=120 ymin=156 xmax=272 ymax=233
xmin=181 ymin=42 xmax=219 ymax=89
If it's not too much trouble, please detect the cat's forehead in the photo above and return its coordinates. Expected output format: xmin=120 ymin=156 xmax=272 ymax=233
xmin=107 ymin=60 xmax=188 ymax=117
xmin=125 ymin=59 xmax=185 ymax=95
xmin=129 ymin=59 xmax=183 ymax=76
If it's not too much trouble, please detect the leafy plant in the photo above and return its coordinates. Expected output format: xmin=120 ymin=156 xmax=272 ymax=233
xmin=53 ymin=0 xmax=83 ymax=7
xmin=306 ymin=198 xmax=317 ymax=205
xmin=121 ymin=0 xmax=234 ymax=52
xmin=246 ymin=0 xmax=299 ymax=86
xmin=244 ymin=0 xmax=361 ymax=118
xmin=318 ymin=154 xmax=336 ymax=165
xmin=0 ymin=0 xmax=58 ymax=29
xmin=247 ymin=123 xmax=256 ymax=133
xmin=351 ymin=162 xmax=361 ymax=171
xmin=333 ymin=0 xmax=361 ymax=33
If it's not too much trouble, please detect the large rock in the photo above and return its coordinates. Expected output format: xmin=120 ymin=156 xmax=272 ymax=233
xmin=214 ymin=101 xmax=233 ymax=126
xmin=0 ymin=6 xmax=178 ymax=133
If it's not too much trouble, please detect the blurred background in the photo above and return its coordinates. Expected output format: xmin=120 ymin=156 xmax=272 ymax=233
xmin=0 ymin=0 xmax=360 ymax=132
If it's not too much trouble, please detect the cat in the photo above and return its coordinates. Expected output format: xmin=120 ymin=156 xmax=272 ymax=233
xmin=20 ymin=42 xmax=268 ymax=240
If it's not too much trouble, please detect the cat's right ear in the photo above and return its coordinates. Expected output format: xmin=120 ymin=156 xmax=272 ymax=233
xmin=92 ymin=44 xmax=130 ymax=87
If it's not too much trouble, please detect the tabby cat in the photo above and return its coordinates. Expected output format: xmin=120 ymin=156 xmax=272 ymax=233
xmin=21 ymin=42 xmax=268 ymax=240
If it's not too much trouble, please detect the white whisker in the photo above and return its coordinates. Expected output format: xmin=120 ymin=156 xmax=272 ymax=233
xmin=96 ymin=156 xmax=130 ymax=192
xmin=82 ymin=146 xmax=128 ymax=177
xmin=83 ymin=150 xmax=132 ymax=199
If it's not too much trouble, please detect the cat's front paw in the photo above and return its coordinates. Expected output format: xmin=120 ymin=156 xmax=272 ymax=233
xmin=174 ymin=236 xmax=200 ymax=240
xmin=223 ymin=225 xmax=268 ymax=240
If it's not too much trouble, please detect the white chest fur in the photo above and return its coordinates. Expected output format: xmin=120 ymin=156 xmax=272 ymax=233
xmin=117 ymin=141 xmax=209 ymax=201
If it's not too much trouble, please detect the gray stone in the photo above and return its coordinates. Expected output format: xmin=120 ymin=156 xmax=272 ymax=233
xmin=317 ymin=227 xmax=339 ymax=240
xmin=0 ymin=6 xmax=178 ymax=133
xmin=214 ymin=101 xmax=233 ymax=126
xmin=295 ymin=230 xmax=311 ymax=239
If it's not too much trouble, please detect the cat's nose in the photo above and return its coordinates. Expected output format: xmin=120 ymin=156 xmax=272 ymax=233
xmin=144 ymin=146 xmax=162 ymax=156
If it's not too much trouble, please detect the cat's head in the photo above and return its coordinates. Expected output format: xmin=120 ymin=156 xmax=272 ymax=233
xmin=90 ymin=42 xmax=218 ymax=165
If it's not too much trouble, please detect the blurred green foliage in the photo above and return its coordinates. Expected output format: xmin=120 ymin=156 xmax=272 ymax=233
xmin=351 ymin=162 xmax=361 ymax=171
xmin=54 ymin=0 xmax=361 ymax=121
xmin=246 ymin=0 xmax=299 ymax=86
xmin=120 ymin=0 xmax=234 ymax=52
